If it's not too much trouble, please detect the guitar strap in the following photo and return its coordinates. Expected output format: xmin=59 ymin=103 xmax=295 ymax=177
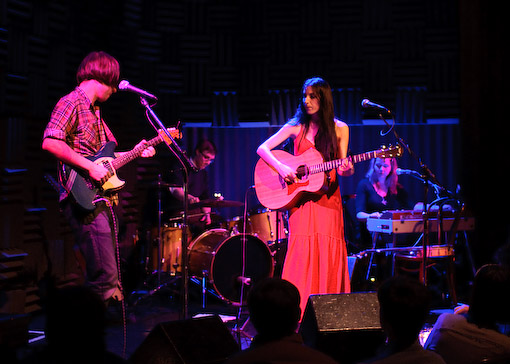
xmin=95 ymin=106 xmax=117 ymax=145
xmin=64 ymin=169 xmax=77 ymax=195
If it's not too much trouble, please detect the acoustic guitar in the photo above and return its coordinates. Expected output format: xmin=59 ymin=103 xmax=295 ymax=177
xmin=254 ymin=144 xmax=402 ymax=210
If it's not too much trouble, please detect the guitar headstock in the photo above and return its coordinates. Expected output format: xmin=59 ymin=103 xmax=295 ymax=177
xmin=168 ymin=127 xmax=182 ymax=139
xmin=158 ymin=127 xmax=182 ymax=143
xmin=377 ymin=143 xmax=403 ymax=158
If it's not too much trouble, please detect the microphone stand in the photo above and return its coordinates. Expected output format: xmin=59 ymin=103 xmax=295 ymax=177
xmin=139 ymin=97 xmax=197 ymax=319
xmin=157 ymin=174 xmax=163 ymax=287
xmin=377 ymin=111 xmax=445 ymax=285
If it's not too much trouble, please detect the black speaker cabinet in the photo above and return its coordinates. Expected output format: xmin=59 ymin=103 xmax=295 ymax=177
xmin=299 ymin=292 xmax=386 ymax=364
xmin=129 ymin=315 xmax=239 ymax=364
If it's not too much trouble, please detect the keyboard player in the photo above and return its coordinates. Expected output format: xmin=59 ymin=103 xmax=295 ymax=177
xmin=355 ymin=157 xmax=413 ymax=250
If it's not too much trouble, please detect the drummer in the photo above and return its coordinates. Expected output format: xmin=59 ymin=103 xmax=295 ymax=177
xmin=165 ymin=139 xmax=219 ymax=238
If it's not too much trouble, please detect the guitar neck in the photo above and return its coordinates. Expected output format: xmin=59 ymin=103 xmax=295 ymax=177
xmin=111 ymin=134 xmax=163 ymax=170
xmin=309 ymin=150 xmax=379 ymax=174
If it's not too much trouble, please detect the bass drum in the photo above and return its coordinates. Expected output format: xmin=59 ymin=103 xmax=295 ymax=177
xmin=188 ymin=229 xmax=274 ymax=305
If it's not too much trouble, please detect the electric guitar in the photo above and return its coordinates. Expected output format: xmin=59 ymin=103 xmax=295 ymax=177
xmin=254 ymin=144 xmax=402 ymax=210
xmin=62 ymin=128 xmax=181 ymax=211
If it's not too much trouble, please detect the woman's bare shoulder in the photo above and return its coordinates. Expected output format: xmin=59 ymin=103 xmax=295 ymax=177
xmin=334 ymin=118 xmax=348 ymax=129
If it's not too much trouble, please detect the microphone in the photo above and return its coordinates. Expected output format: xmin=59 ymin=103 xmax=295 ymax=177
xmin=361 ymin=99 xmax=390 ymax=112
xmin=118 ymin=80 xmax=158 ymax=100
xmin=396 ymin=168 xmax=420 ymax=176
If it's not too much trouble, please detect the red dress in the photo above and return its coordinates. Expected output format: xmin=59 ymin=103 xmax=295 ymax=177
xmin=282 ymin=127 xmax=351 ymax=317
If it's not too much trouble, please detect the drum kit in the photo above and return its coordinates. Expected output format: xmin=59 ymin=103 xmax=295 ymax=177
xmin=144 ymin=198 xmax=289 ymax=307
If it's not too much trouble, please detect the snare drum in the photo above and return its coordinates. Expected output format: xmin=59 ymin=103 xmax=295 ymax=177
xmin=188 ymin=229 xmax=274 ymax=305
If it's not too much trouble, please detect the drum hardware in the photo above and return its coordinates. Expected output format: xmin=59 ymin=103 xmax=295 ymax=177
xmin=228 ymin=187 xmax=288 ymax=344
xmin=201 ymin=270 xmax=208 ymax=308
xmin=187 ymin=229 xmax=274 ymax=306
xmin=145 ymin=181 xmax=182 ymax=188
xmin=189 ymin=198 xmax=244 ymax=209
xmin=168 ymin=212 xmax=208 ymax=222
xmin=133 ymin=192 xmax=246 ymax=314
xmin=226 ymin=208 xmax=288 ymax=281
xmin=227 ymin=209 xmax=288 ymax=245
xmin=137 ymin=97 xmax=196 ymax=319
xmin=131 ymin=175 xmax=183 ymax=306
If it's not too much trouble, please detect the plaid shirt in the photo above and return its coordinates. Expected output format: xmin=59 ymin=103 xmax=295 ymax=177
xmin=43 ymin=87 xmax=117 ymax=202
xmin=44 ymin=87 xmax=116 ymax=155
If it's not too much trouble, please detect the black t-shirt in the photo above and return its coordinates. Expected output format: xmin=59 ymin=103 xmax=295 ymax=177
xmin=355 ymin=178 xmax=409 ymax=214
xmin=355 ymin=178 xmax=411 ymax=248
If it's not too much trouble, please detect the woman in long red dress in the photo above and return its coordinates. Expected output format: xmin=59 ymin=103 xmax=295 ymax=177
xmin=257 ymin=77 xmax=353 ymax=317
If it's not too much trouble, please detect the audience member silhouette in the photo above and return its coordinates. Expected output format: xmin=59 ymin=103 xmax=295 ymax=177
xmin=494 ymin=241 xmax=510 ymax=268
xmin=22 ymin=285 xmax=126 ymax=363
xmin=425 ymin=264 xmax=510 ymax=364
xmin=360 ymin=275 xmax=445 ymax=364
xmin=225 ymin=277 xmax=338 ymax=364
xmin=454 ymin=240 xmax=510 ymax=316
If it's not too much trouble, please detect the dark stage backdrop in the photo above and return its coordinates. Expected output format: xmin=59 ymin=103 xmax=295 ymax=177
xmin=178 ymin=123 xmax=461 ymax=222
xmin=0 ymin=0 xmax=505 ymax=313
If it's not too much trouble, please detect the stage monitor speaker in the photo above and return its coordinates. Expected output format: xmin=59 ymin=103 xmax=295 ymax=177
xmin=129 ymin=315 xmax=239 ymax=364
xmin=299 ymin=292 xmax=385 ymax=364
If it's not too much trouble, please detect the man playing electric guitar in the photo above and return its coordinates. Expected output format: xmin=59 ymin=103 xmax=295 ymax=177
xmin=42 ymin=51 xmax=155 ymax=304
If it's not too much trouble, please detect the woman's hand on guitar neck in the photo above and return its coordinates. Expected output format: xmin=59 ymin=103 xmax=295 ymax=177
xmin=337 ymin=157 xmax=354 ymax=176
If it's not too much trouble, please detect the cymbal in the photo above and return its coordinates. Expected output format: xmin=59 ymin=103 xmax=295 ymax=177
xmin=168 ymin=211 xmax=223 ymax=222
xmin=189 ymin=198 xmax=244 ymax=209
xmin=145 ymin=181 xmax=181 ymax=188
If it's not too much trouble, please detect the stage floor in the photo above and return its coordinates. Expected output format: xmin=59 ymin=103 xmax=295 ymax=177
xmin=17 ymin=281 xmax=455 ymax=363
xmin=19 ymin=282 xmax=254 ymax=362
xmin=11 ymin=253 xmax=470 ymax=364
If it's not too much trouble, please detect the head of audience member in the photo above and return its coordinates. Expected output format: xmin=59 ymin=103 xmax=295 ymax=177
xmin=193 ymin=139 xmax=216 ymax=170
xmin=468 ymin=264 xmax=510 ymax=329
xmin=45 ymin=285 xmax=107 ymax=357
xmin=494 ymin=242 xmax=510 ymax=268
xmin=377 ymin=275 xmax=431 ymax=349
xmin=247 ymin=278 xmax=301 ymax=343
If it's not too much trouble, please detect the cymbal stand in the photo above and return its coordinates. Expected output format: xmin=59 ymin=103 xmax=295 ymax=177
xmin=156 ymin=174 xmax=163 ymax=287
xmin=233 ymin=185 xmax=255 ymax=346
xmin=130 ymin=177 xmax=179 ymax=306
xmin=139 ymin=97 xmax=197 ymax=319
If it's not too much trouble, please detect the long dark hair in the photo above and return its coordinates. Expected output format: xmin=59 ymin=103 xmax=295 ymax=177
xmin=291 ymin=77 xmax=338 ymax=161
